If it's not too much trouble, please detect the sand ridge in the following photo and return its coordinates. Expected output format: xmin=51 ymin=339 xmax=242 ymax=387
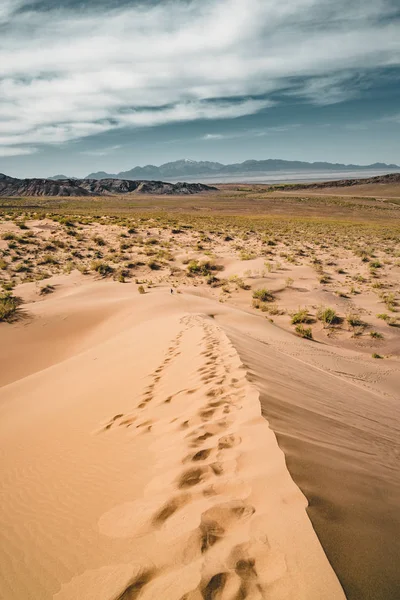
xmin=0 ymin=287 xmax=345 ymax=599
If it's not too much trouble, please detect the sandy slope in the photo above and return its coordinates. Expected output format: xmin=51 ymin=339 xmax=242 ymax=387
xmin=0 ymin=279 xmax=345 ymax=600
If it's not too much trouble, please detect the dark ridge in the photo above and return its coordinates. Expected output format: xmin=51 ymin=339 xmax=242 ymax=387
xmin=0 ymin=173 xmax=217 ymax=197
xmin=268 ymin=172 xmax=400 ymax=191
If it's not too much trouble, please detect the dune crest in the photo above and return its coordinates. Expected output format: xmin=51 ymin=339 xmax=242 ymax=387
xmin=0 ymin=289 xmax=344 ymax=600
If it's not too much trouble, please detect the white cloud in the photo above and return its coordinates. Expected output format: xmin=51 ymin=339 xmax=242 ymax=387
xmin=0 ymin=146 xmax=37 ymax=157
xmin=0 ymin=0 xmax=399 ymax=152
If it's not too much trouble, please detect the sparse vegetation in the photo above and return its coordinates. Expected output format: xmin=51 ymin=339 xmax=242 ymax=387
xmin=295 ymin=324 xmax=313 ymax=339
xmin=291 ymin=308 xmax=309 ymax=325
xmin=0 ymin=292 xmax=21 ymax=322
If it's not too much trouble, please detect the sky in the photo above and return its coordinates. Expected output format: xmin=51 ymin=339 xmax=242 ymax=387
xmin=0 ymin=0 xmax=399 ymax=178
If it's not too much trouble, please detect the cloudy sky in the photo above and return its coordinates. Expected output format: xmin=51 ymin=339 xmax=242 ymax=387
xmin=1 ymin=0 xmax=400 ymax=177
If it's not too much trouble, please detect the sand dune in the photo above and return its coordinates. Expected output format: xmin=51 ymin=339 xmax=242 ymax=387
xmin=0 ymin=280 xmax=346 ymax=600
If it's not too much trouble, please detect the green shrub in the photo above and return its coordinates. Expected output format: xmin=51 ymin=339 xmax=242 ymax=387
xmin=372 ymin=353 xmax=383 ymax=359
xmin=370 ymin=331 xmax=383 ymax=339
xmin=295 ymin=324 xmax=313 ymax=339
xmin=291 ymin=307 xmax=309 ymax=324
xmin=2 ymin=232 xmax=15 ymax=240
xmin=91 ymin=261 xmax=114 ymax=276
xmin=317 ymin=306 xmax=338 ymax=326
xmin=253 ymin=288 xmax=275 ymax=302
xmin=0 ymin=292 xmax=21 ymax=322
xmin=138 ymin=285 xmax=145 ymax=294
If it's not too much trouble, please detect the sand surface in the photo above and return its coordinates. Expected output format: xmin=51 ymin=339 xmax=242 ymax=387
xmin=0 ymin=277 xmax=347 ymax=600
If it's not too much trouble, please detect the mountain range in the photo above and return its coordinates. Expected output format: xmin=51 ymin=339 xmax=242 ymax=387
xmin=0 ymin=173 xmax=215 ymax=197
xmin=50 ymin=158 xmax=400 ymax=182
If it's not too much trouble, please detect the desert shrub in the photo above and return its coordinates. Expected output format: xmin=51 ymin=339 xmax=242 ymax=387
xmin=91 ymin=261 xmax=114 ymax=276
xmin=370 ymin=331 xmax=383 ymax=339
xmin=290 ymin=307 xmax=309 ymax=324
xmin=148 ymin=260 xmax=161 ymax=270
xmin=319 ymin=274 xmax=331 ymax=284
xmin=138 ymin=285 xmax=145 ymax=294
xmin=2 ymin=232 xmax=15 ymax=240
xmin=370 ymin=260 xmax=382 ymax=269
xmin=187 ymin=260 xmax=222 ymax=276
xmin=317 ymin=306 xmax=338 ymax=326
xmin=285 ymin=277 xmax=294 ymax=288
xmin=253 ymin=288 xmax=274 ymax=302
xmin=39 ymin=284 xmax=55 ymax=296
xmin=0 ymin=292 xmax=21 ymax=322
xmin=40 ymin=254 xmax=58 ymax=265
xmin=240 ymin=250 xmax=256 ymax=260
xmin=295 ymin=324 xmax=313 ymax=339
xmin=346 ymin=313 xmax=364 ymax=328
xmin=92 ymin=235 xmax=106 ymax=246
xmin=0 ymin=258 xmax=8 ymax=270
xmin=372 ymin=353 xmax=383 ymax=359
xmin=381 ymin=292 xmax=396 ymax=311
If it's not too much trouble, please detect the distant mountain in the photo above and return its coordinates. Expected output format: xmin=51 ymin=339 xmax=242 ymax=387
xmin=84 ymin=158 xmax=400 ymax=181
xmin=48 ymin=174 xmax=77 ymax=180
xmin=0 ymin=173 xmax=216 ymax=197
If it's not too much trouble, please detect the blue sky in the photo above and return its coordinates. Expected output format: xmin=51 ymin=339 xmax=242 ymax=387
xmin=0 ymin=0 xmax=399 ymax=177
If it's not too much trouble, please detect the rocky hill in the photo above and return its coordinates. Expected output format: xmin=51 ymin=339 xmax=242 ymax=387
xmin=0 ymin=174 xmax=216 ymax=197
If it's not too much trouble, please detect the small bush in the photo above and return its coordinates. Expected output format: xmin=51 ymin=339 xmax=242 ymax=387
xmin=317 ymin=306 xmax=338 ymax=326
xmin=370 ymin=331 xmax=383 ymax=339
xmin=39 ymin=284 xmax=55 ymax=296
xmin=148 ymin=260 xmax=161 ymax=270
xmin=0 ymin=292 xmax=21 ymax=322
xmin=295 ymin=324 xmax=313 ymax=339
xmin=291 ymin=307 xmax=309 ymax=324
xmin=92 ymin=235 xmax=106 ymax=246
xmin=346 ymin=313 xmax=364 ymax=328
xmin=91 ymin=261 xmax=114 ymax=276
xmin=372 ymin=353 xmax=383 ymax=359
xmin=138 ymin=285 xmax=145 ymax=294
xmin=253 ymin=288 xmax=274 ymax=303
xmin=2 ymin=232 xmax=15 ymax=241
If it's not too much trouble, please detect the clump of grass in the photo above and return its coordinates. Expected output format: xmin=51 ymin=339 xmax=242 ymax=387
xmin=187 ymin=260 xmax=222 ymax=276
xmin=138 ymin=285 xmax=145 ymax=294
xmin=0 ymin=292 xmax=21 ymax=322
xmin=40 ymin=254 xmax=58 ymax=265
xmin=39 ymin=284 xmax=55 ymax=296
xmin=2 ymin=232 xmax=16 ymax=241
xmin=91 ymin=261 xmax=114 ymax=276
xmin=380 ymin=292 xmax=396 ymax=312
xmin=291 ymin=307 xmax=309 ymax=324
xmin=92 ymin=235 xmax=106 ymax=246
xmin=370 ymin=260 xmax=382 ymax=269
xmin=148 ymin=260 xmax=161 ymax=270
xmin=346 ymin=313 xmax=364 ymax=328
xmin=319 ymin=274 xmax=331 ymax=284
xmin=0 ymin=258 xmax=8 ymax=270
xmin=370 ymin=331 xmax=383 ymax=339
xmin=239 ymin=250 xmax=256 ymax=260
xmin=372 ymin=353 xmax=383 ymax=359
xmin=317 ymin=306 xmax=338 ymax=326
xmin=295 ymin=324 xmax=313 ymax=339
xmin=253 ymin=288 xmax=275 ymax=303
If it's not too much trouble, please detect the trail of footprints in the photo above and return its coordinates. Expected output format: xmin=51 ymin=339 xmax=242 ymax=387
xmin=103 ymin=315 xmax=277 ymax=600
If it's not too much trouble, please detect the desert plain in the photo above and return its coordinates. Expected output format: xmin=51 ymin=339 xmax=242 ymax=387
xmin=0 ymin=181 xmax=399 ymax=600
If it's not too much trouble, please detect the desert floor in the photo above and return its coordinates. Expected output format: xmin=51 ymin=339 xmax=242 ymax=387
xmin=0 ymin=185 xmax=399 ymax=599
